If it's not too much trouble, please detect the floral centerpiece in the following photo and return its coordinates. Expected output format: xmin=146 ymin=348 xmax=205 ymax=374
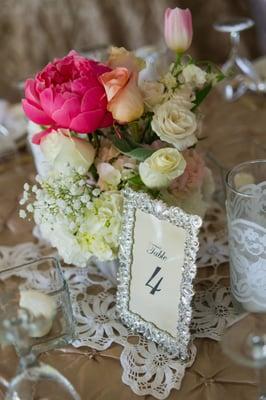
xmin=20 ymin=7 xmax=223 ymax=269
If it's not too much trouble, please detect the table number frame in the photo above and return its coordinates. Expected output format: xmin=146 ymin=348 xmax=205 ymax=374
xmin=116 ymin=188 xmax=202 ymax=359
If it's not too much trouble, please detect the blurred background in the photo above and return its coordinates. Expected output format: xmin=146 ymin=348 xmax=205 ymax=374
xmin=0 ymin=0 xmax=265 ymax=101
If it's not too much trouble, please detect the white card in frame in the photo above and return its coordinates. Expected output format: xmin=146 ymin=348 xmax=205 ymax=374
xmin=116 ymin=188 xmax=202 ymax=359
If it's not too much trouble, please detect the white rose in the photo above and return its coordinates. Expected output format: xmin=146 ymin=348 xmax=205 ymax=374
xmin=139 ymin=148 xmax=186 ymax=189
xmin=151 ymin=99 xmax=198 ymax=151
xmin=97 ymin=162 xmax=121 ymax=190
xmin=181 ymin=64 xmax=207 ymax=88
xmin=140 ymin=81 xmax=165 ymax=110
xmin=171 ymin=86 xmax=195 ymax=109
xmin=40 ymin=130 xmax=95 ymax=172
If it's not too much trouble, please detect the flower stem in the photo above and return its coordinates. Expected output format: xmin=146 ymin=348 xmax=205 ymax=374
xmin=172 ymin=52 xmax=183 ymax=76
xmin=175 ymin=52 xmax=182 ymax=65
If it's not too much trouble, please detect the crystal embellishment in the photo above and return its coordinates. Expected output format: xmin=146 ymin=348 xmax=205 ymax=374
xmin=116 ymin=188 xmax=202 ymax=359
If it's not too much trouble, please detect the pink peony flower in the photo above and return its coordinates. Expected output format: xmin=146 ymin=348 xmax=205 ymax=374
xmin=22 ymin=51 xmax=113 ymax=143
xmin=169 ymin=149 xmax=205 ymax=194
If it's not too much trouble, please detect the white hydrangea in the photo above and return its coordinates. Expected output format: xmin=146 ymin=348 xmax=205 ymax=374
xmin=20 ymin=168 xmax=123 ymax=266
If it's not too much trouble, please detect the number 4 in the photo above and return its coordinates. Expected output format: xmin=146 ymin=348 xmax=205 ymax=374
xmin=145 ymin=266 xmax=163 ymax=295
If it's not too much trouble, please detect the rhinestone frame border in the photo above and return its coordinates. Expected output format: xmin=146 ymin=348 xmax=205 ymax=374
xmin=116 ymin=188 xmax=202 ymax=359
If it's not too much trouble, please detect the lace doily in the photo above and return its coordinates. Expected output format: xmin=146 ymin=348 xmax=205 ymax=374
xmin=0 ymin=205 xmax=233 ymax=400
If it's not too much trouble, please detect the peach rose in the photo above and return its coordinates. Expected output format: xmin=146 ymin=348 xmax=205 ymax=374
xmin=100 ymin=47 xmax=144 ymax=123
xmin=107 ymin=47 xmax=145 ymax=72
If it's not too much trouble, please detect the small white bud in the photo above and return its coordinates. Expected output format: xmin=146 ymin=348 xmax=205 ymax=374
xmin=78 ymin=179 xmax=86 ymax=187
xmin=74 ymin=200 xmax=81 ymax=210
xmin=19 ymin=210 xmax=27 ymax=219
xmin=92 ymin=188 xmax=100 ymax=197
xmin=26 ymin=204 xmax=34 ymax=212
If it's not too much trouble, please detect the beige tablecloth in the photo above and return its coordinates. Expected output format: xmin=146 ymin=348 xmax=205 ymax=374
xmin=0 ymin=90 xmax=266 ymax=399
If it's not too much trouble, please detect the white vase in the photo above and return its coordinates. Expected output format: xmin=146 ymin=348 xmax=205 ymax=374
xmin=27 ymin=121 xmax=51 ymax=177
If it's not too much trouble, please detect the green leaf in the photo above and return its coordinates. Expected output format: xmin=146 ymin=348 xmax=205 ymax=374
xmin=192 ymin=83 xmax=212 ymax=111
xmin=111 ymin=136 xmax=134 ymax=153
xmin=216 ymin=72 xmax=225 ymax=82
xmin=110 ymin=132 xmax=155 ymax=161
xmin=89 ymin=164 xmax=98 ymax=180
xmin=127 ymin=175 xmax=143 ymax=186
xmin=126 ymin=147 xmax=155 ymax=161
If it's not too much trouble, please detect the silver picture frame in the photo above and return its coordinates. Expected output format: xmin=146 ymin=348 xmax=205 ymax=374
xmin=116 ymin=188 xmax=202 ymax=359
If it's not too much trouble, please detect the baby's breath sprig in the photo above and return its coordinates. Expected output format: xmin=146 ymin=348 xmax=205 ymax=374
xmin=19 ymin=167 xmax=123 ymax=266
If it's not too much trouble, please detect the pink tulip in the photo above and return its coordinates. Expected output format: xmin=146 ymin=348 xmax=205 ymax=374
xmin=164 ymin=7 xmax=193 ymax=53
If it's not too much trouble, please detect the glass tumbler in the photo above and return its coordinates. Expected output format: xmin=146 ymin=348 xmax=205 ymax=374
xmin=207 ymin=134 xmax=266 ymax=206
xmin=0 ymin=257 xmax=74 ymax=354
xmin=226 ymin=160 xmax=266 ymax=313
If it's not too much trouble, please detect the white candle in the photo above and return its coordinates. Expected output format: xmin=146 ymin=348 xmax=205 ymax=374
xmin=19 ymin=290 xmax=57 ymax=337
xmin=234 ymin=172 xmax=255 ymax=189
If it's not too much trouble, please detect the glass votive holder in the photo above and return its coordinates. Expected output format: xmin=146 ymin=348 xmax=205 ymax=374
xmin=226 ymin=160 xmax=266 ymax=313
xmin=0 ymin=257 xmax=74 ymax=354
xmin=207 ymin=133 xmax=266 ymax=205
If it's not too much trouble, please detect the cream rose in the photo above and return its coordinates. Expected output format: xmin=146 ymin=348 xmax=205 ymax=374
xmin=139 ymin=148 xmax=186 ymax=189
xmin=140 ymin=81 xmax=165 ymax=110
xmin=171 ymin=86 xmax=194 ymax=109
xmin=40 ymin=130 xmax=95 ymax=172
xmin=181 ymin=64 xmax=207 ymax=88
xmin=151 ymin=98 xmax=198 ymax=151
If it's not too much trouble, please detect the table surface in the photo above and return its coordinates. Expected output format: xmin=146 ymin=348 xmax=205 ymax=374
xmin=0 ymin=89 xmax=266 ymax=400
